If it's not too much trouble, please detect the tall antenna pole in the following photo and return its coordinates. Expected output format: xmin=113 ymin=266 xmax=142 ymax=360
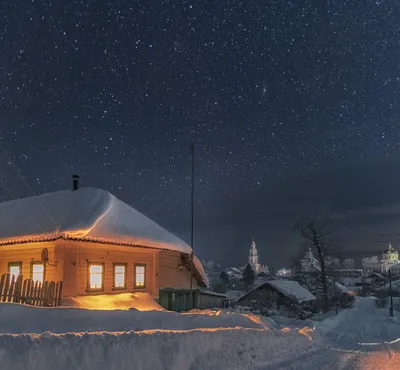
xmin=389 ymin=268 xmax=394 ymax=317
xmin=190 ymin=142 xmax=195 ymax=309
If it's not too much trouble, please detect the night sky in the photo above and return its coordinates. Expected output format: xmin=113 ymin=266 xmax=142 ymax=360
xmin=1 ymin=1 xmax=400 ymax=269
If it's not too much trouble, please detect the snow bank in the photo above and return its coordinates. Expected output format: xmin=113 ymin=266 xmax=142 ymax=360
xmin=0 ymin=303 xmax=270 ymax=334
xmin=0 ymin=327 xmax=317 ymax=370
xmin=62 ymin=292 xmax=165 ymax=311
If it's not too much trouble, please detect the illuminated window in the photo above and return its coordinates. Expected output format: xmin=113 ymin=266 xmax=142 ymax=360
xmin=88 ymin=263 xmax=104 ymax=290
xmin=134 ymin=264 xmax=146 ymax=288
xmin=113 ymin=263 xmax=126 ymax=289
xmin=8 ymin=262 xmax=22 ymax=279
xmin=31 ymin=263 xmax=44 ymax=283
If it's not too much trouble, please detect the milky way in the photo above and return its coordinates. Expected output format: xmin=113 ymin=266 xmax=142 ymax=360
xmin=1 ymin=1 xmax=400 ymax=266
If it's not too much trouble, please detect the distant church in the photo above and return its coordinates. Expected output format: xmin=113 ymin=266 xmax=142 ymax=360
xmin=248 ymin=239 xmax=269 ymax=274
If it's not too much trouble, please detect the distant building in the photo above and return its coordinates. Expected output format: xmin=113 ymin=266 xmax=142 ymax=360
xmin=332 ymin=269 xmax=363 ymax=279
xmin=248 ymin=239 xmax=269 ymax=274
xmin=389 ymin=263 xmax=400 ymax=277
xmin=300 ymin=247 xmax=319 ymax=272
xmin=277 ymin=268 xmax=292 ymax=277
xmin=362 ymin=242 xmax=399 ymax=274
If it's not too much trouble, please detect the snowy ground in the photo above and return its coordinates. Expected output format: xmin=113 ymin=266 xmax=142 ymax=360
xmin=0 ymin=297 xmax=400 ymax=369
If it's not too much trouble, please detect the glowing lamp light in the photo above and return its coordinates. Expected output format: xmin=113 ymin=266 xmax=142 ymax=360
xmin=114 ymin=265 xmax=126 ymax=288
xmin=135 ymin=265 xmax=145 ymax=287
xmin=89 ymin=264 xmax=103 ymax=289
xmin=9 ymin=265 xmax=21 ymax=279
xmin=32 ymin=264 xmax=44 ymax=283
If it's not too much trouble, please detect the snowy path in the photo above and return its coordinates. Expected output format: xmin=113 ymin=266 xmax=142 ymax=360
xmin=261 ymin=297 xmax=400 ymax=370
xmin=1 ymin=299 xmax=400 ymax=369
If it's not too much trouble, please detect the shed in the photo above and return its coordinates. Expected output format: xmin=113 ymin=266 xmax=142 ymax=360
xmin=236 ymin=280 xmax=316 ymax=316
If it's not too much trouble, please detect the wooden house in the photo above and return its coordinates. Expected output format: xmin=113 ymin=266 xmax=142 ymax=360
xmin=0 ymin=184 xmax=207 ymax=306
xmin=236 ymin=279 xmax=316 ymax=317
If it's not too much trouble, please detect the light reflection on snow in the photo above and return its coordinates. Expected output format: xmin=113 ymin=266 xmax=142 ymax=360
xmin=280 ymin=326 xmax=314 ymax=341
xmin=359 ymin=337 xmax=400 ymax=346
xmin=62 ymin=292 xmax=165 ymax=311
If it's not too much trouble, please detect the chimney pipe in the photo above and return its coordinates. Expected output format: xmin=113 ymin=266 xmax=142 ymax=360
xmin=72 ymin=175 xmax=79 ymax=191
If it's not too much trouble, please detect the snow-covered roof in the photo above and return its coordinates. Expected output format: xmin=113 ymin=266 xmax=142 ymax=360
xmin=0 ymin=187 xmax=207 ymax=285
xmin=237 ymin=280 xmax=316 ymax=303
xmin=267 ymin=280 xmax=316 ymax=303
xmin=335 ymin=282 xmax=351 ymax=293
xmin=199 ymin=289 xmax=227 ymax=298
xmin=225 ymin=290 xmax=245 ymax=300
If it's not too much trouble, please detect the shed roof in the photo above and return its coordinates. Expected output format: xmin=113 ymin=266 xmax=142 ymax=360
xmin=237 ymin=280 xmax=316 ymax=303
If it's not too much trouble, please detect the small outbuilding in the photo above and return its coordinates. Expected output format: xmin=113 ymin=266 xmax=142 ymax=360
xmin=236 ymin=279 xmax=316 ymax=317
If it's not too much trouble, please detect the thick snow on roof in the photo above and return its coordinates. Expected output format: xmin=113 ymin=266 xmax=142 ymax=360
xmin=0 ymin=187 xmax=208 ymax=285
xmin=267 ymin=280 xmax=316 ymax=303
xmin=238 ymin=280 xmax=316 ymax=303
xmin=0 ymin=187 xmax=190 ymax=252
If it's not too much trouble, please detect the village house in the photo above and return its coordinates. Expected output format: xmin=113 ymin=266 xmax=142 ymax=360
xmin=235 ymin=279 xmax=316 ymax=318
xmin=0 ymin=180 xmax=208 ymax=309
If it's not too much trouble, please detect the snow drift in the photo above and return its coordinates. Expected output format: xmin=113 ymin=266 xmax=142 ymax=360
xmin=0 ymin=328 xmax=316 ymax=370
xmin=0 ymin=303 xmax=271 ymax=334
xmin=62 ymin=292 xmax=165 ymax=311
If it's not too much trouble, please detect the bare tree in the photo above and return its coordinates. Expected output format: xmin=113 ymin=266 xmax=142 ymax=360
xmin=297 ymin=216 xmax=334 ymax=312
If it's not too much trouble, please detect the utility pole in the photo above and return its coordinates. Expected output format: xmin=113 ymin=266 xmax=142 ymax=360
xmin=189 ymin=142 xmax=195 ymax=309
xmin=389 ymin=268 xmax=394 ymax=317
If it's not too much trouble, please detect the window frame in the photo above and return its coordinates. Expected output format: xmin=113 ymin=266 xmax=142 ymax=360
xmin=113 ymin=262 xmax=127 ymax=290
xmin=134 ymin=263 xmax=146 ymax=289
xmin=8 ymin=262 xmax=22 ymax=278
xmin=87 ymin=262 xmax=105 ymax=292
xmin=30 ymin=261 xmax=45 ymax=283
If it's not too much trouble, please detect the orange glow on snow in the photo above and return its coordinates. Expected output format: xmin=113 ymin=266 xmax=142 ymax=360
xmin=241 ymin=313 xmax=266 ymax=326
xmin=62 ymin=293 xmax=165 ymax=311
xmin=136 ymin=327 xmax=265 ymax=335
xmin=298 ymin=326 xmax=314 ymax=341
xmin=183 ymin=309 xmax=220 ymax=316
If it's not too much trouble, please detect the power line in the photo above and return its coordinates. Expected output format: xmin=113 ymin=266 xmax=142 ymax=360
xmin=0 ymin=147 xmax=58 ymax=229
xmin=0 ymin=177 xmax=45 ymax=233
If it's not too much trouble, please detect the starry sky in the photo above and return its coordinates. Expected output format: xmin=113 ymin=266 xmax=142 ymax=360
xmin=1 ymin=1 xmax=400 ymax=269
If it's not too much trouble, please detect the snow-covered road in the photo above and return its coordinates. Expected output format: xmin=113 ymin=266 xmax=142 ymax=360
xmin=263 ymin=297 xmax=400 ymax=370
xmin=1 ymin=298 xmax=400 ymax=369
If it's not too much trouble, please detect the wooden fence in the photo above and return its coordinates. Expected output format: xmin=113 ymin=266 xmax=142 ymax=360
xmin=0 ymin=273 xmax=63 ymax=307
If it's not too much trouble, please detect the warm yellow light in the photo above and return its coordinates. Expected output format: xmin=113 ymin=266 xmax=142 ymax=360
xmin=114 ymin=265 xmax=125 ymax=288
xmin=32 ymin=264 xmax=44 ymax=283
xmin=9 ymin=266 xmax=21 ymax=279
xmin=62 ymin=292 xmax=166 ymax=311
xmin=89 ymin=264 xmax=103 ymax=289
xmin=135 ymin=266 xmax=145 ymax=287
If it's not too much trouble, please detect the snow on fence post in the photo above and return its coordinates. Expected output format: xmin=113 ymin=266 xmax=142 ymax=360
xmin=13 ymin=275 xmax=23 ymax=303
xmin=42 ymin=281 xmax=49 ymax=306
xmin=57 ymin=281 xmax=63 ymax=306
xmin=49 ymin=281 xmax=55 ymax=307
xmin=0 ymin=273 xmax=5 ymax=301
xmin=2 ymin=273 xmax=10 ymax=301
xmin=0 ymin=273 xmax=63 ymax=307
xmin=26 ymin=279 xmax=34 ymax=305
xmin=7 ymin=274 xmax=16 ymax=302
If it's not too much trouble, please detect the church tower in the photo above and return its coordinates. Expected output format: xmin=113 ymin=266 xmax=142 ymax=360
xmin=249 ymin=238 xmax=259 ymax=267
